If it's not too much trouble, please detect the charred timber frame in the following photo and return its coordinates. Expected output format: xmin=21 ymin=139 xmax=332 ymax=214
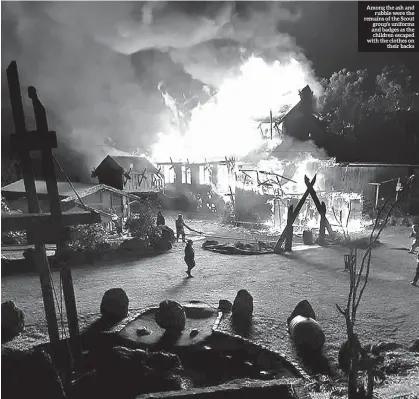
xmin=274 ymin=174 xmax=334 ymax=253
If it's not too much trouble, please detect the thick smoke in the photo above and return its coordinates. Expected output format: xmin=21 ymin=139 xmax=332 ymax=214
xmin=2 ymin=1 xmax=311 ymax=179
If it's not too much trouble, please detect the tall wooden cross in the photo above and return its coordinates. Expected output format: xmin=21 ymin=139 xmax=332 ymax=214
xmin=2 ymin=61 xmax=101 ymax=364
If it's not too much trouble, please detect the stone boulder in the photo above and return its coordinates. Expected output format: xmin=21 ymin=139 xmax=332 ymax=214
xmin=100 ymin=288 xmax=129 ymax=322
xmin=287 ymin=300 xmax=316 ymax=326
xmin=2 ymin=301 xmax=25 ymax=342
xmin=371 ymin=341 xmax=402 ymax=355
xmin=153 ymin=239 xmax=173 ymax=252
xmin=218 ymin=299 xmax=233 ymax=313
xmin=96 ymin=346 xmax=183 ymax=397
xmin=232 ymin=290 xmax=253 ymax=324
xmin=338 ymin=340 xmax=353 ymax=373
xmin=2 ymin=348 xmax=66 ymax=399
xmin=161 ymin=226 xmax=176 ymax=243
xmin=288 ymin=315 xmax=325 ymax=351
xmin=409 ymin=339 xmax=419 ymax=352
xmin=155 ymin=300 xmax=186 ymax=331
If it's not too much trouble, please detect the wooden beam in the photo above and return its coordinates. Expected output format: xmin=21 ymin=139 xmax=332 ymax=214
xmin=284 ymin=205 xmax=294 ymax=252
xmin=27 ymin=227 xmax=71 ymax=245
xmin=1 ymin=210 xmax=101 ymax=232
xmin=60 ymin=268 xmax=83 ymax=370
xmin=10 ymin=130 xmax=58 ymax=152
xmin=6 ymin=62 xmax=40 ymax=214
xmin=274 ymin=175 xmax=316 ymax=253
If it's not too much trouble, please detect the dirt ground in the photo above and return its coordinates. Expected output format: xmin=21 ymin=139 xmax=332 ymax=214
xmin=2 ymin=220 xmax=419 ymax=397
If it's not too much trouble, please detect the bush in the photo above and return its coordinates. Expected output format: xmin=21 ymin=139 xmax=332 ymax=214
xmin=1 ymin=197 xmax=26 ymax=245
xmin=69 ymin=223 xmax=110 ymax=251
xmin=125 ymin=199 xmax=157 ymax=239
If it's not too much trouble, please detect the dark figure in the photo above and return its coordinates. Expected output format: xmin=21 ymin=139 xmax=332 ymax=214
xmin=157 ymin=211 xmax=165 ymax=226
xmin=184 ymin=240 xmax=195 ymax=277
xmin=411 ymin=253 xmax=419 ymax=286
xmin=409 ymin=223 xmax=419 ymax=253
xmin=175 ymin=214 xmax=196 ymax=242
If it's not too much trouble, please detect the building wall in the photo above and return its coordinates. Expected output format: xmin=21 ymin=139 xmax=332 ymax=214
xmin=124 ymin=171 xmax=163 ymax=192
xmin=81 ymin=190 xmax=124 ymax=215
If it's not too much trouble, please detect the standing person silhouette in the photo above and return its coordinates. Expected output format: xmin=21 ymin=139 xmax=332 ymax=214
xmin=411 ymin=252 xmax=419 ymax=286
xmin=157 ymin=211 xmax=165 ymax=226
xmin=184 ymin=240 xmax=195 ymax=277
xmin=175 ymin=214 xmax=201 ymax=242
xmin=409 ymin=223 xmax=419 ymax=254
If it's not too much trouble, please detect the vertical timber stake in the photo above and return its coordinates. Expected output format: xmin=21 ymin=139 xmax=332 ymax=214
xmin=284 ymin=204 xmax=294 ymax=252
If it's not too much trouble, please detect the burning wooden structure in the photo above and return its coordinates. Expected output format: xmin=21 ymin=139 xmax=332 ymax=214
xmin=91 ymin=155 xmax=164 ymax=193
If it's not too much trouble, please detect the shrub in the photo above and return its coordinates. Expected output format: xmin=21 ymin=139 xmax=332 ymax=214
xmin=1 ymin=197 xmax=26 ymax=245
xmin=125 ymin=199 xmax=157 ymax=239
xmin=69 ymin=223 xmax=110 ymax=251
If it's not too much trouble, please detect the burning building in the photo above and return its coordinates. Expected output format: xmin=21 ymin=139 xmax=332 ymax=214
xmin=91 ymin=155 xmax=164 ymax=193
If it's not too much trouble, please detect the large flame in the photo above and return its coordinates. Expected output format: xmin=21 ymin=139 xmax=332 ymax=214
xmin=151 ymin=56 xmax=321 ymax=162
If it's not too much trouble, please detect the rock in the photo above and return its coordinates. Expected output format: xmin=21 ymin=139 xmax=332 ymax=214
xmin=2 ymin=348 xmax=66 ymax=399
xmin=371 ymin=341 xmax=402 ymax=355
xmin=202 ymin=240 xmax=219 ymax=249
xmin=161 ymin=226 xmax=175 ymax=243
xmin=218 ymin=299 xmax=233 ymax=312
xmin=97 ymin=346 xmax=183 ymax=397
xmin=155 ymin=300 xmax=186 ymax=331
xmin=154 ymin=238 xmax=172 ymax=251
xmin=303 ymin=230 xmax=314 ymax=245
xmin=288 ymin=315 xmax=325 ymax=351
xmin=100 ymin=288 xmax=129 ymax=322
xmin=338 ymin=341 xmax=352 ymax=373
xmin=118 ymin=238 xmax=148 ymax=255
xmin=190 ymin=329 xmax=199 ymax=338
xmin=136 ymin=327 xmax=152 ymax=336
xmin=409 ymin=339 xmax=419 ymax=352
xmin=232 ymin=289 xmax=253 ymax=323
xmin=1 ymin=301 xmax=25 ymax=342
xmin=287 ymin=300 xmax=316 ymax=326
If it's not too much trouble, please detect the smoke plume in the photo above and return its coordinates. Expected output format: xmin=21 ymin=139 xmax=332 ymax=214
xmin=2 ymin=1 xmax=313 ymax=180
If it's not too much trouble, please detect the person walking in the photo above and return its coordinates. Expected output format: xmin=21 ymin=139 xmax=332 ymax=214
xmin=175 ymin=214 xmax=201 ymax=242
xmin=184 ymin=240 xmax=195 ymax=278
xmin=410 ymin=252 xmax=419 ymax=286
xmin=408 ymin=223 xmax=419 ymax=254
xmin=157 ymin=211 xmax=165 ymax=226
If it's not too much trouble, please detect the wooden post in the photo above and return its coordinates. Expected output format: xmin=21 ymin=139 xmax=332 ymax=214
xmin=6 ymin=61 xmax=60 ymax=346
xmin=318 ymin=201 xmax=327 ymax=246
xmin=270 ymin=110 xmax=273 ymax=140
xmin=375 ymin=184 xmax=380 ymax=208
xmin=60 ymin=268 xmax=83 ymax=369
xmin=5 ymin=61 xmax=101 ymax=370
xmin=284 ymin=205 xmax=294 ymax=252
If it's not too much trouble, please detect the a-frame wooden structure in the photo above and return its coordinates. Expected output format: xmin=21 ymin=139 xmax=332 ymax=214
xmin=2 ymin=61 xmax=101 ymax=368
